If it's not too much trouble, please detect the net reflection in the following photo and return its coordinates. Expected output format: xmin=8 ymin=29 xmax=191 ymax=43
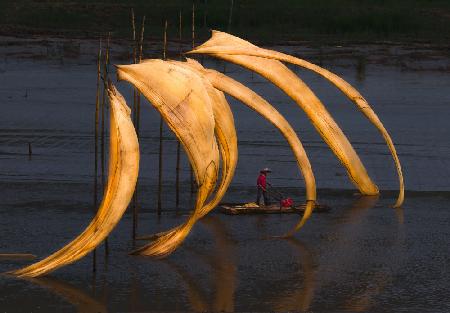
xmin=15 ymin=196 xmax=406 ymax=312
xmin=273 ymin=238 xmax=315 ymax=312
xmin=342 ymin=205 xmax=405 ymax=312
xmin=310 ymin=195 xmax=406 ymax=312
xmin=162 ymin=259 xmax=209 ymax=312
xmin=335 ymin=195 xmax=380 ymax=225
xmin=161 ymin=215 xmax=236 ymax=312
xmin=27 ymin=276 xmax=107 ymax=313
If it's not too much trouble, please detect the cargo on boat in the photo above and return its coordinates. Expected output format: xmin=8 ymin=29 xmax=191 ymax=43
xmin=219 ymin=202 xmax=330 ymax=215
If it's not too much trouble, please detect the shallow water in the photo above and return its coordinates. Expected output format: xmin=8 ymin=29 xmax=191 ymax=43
xmin=1 ymin=38 xmax=450 ymax=192
xmin=2 ymin=188 xmax=450 ymax=312
xmin=1 ymin=37 xmax=450 ymax=312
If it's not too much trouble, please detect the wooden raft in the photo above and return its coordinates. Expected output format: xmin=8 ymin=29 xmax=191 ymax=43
xmin=219 ymin=202 xmax=330 ymax=215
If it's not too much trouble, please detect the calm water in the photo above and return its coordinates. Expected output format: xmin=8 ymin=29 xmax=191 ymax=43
xmin=1 ymin=36 xmax=450 ymax=312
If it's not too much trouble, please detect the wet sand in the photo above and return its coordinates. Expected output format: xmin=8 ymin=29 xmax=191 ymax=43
xmin=1 ymin=35 xmax=450 ymax=312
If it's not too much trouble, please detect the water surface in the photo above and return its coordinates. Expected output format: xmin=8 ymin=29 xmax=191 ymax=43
xmin=1 ymin=36 xmax=449 ymax=312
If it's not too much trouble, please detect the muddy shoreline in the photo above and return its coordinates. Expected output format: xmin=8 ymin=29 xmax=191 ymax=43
xmin=2 ymin=34 xmax=450 ymax=73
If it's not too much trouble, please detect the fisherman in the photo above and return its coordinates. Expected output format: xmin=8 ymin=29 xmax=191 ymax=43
xmin=256 ymin=168 xmax=271 ymax=206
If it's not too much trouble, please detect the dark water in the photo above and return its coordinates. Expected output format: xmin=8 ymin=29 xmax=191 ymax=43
xmin=1 ymin=37 xmax=450 ymax=312
xmin=2 ymin=188 xmax=450 ymax=312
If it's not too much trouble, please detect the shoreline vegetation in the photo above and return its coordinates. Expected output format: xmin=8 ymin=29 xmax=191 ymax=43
xmin=1 ymin=1 xmax=450 ymax=45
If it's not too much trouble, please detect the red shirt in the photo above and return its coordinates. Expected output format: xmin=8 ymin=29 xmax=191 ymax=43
xmin=257 ymin=173 xmax=266 ymax=190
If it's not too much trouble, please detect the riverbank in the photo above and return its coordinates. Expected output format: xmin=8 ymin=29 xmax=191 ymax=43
xmin=2 ymin=0 xmax=450 ymax=44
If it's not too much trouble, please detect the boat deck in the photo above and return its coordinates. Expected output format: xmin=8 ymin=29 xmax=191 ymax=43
xmin=219 ymin=202 xmax=330 ymax=215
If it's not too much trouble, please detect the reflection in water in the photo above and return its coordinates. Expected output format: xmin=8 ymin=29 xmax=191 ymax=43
xmin=162 ymin=215 xmax=237 ymax=312
xmin=395 ymin=207 xmax=405 ymax=225
xmin=163 ymin=260 xmax=209 ymax=312
xmin=343 ymin=205 xmax=405 ymax=312
xmin=304 ymin=195 xmax=380 ymax=310
xmin=28 ymin=276 xmax=107 ymax=313
xmin=317 ymin=195 xmax=406 ymax=312
xmin=337 ymin=195 xmax=380 ymax=224
xmin=344 ymin=270 xmax=391 ymax=312
xmin=272 ymin=195 xmax=401 ymax=312
xmin=356 ymin=54 xmax=367 ymax=83
xmin=274 ymin=238 xmax=315 ymax=312
xmin=129 ymin=268 xmax=145 ymax=313
xmin=3 ymin=196 xmax=409 ymax=312
xmin=201 ymin=216 xmax=236 ymax=312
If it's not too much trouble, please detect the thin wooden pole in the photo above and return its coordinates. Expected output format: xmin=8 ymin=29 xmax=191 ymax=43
xmin=192 ymin=2 xmax=195 ymax=49
xmin=93 ymin=38 xmax=102 ymax=273
xmin=190 ymin=1 xmax=196 ymax=195
xmin=137 ymin=16 xmax=145 ymax=134
xmin=132 ymin=15 xmax=145 ymax=237
xmin=132 ymin=9 xmax=137 ymax=125
xmin=131 ymin=8 xmax=138 ymax=241
xmin=203 ymin=0 xmax=208 ymax=28
xmin=102 ymin=32 xmax=111 ymax=256
xmin=175 ymin=11 xmax=182 ymax=208
xmin=164 ymin=20 xmax=168 ymax=60
xmin=179 ymin=11 xmax=182 ymax=59
xmin=227 ymin=0 xmax=234 ymax=32
xmin=157 ymin=117 xmax=163 ymax=215
xmin=158 ymin=20 xmax=168 ymax=216
xmin=101 ymin=69 xmax=106 ymax=192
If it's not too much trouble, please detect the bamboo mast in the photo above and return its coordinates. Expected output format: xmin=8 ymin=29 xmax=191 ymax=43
xmin=131 ymin=15 xmax=146 ymax=237
xmin=102 ymin=32 xmax=111 ymax=255
xmin=157 ymin=20 xmax=168 ymax=215
xmin=203 ymin=0 xmax=208 ymax=28
xmin=93 ymin=38 xmax=102 ymax=272
xmin=131 ymin=8 xmax=138 ymax=240
xmin=227 ymin=0 xmax=234 ymax=32
xmin=175 ymin=11 xmax=182 ymax=208
xmin=137 ymin=16 xmax=145 ymax=134
xmin=190 ymin=1 xmax=196 ymax=194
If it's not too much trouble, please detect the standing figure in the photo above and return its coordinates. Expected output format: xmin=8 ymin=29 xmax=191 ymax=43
xmin=256 ymin=168 xmax=271 ymax=206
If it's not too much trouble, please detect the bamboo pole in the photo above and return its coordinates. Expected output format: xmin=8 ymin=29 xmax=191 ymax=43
xmin=101 ymin=60 xmax=106 ymax=197
xmin=220 ymin=0 xmax=234 ymax=74
xmin=227 ymin=0 xmax=234 ymax=32
xmin=190 ymin=1 xmax=196 ymax=195
xmin=93 ymin=38 xmax=102 ymax=273
xmin=131 ymin=8 xmax=138 ymax=240
xmin=164 ymin=18 xmax=168 ymax=62
xmin=157 ymin=20 xmax=168 ymax=216
xmin=137 ymin=16 xmax=145 ymax=134
xmin=192 ymin=2 xmax=195 ymax=49
xmin=132 ymin=15 xmax=145 ymax=238
xmin=157 ymin=119 xmax=163 ymax=216
xmin=179 ymin=11 xmax=183 ymax=59
xmin=203 ymin=0 xmax=208 ymax=28
xmin=131 ymin=8 xmax=137 ymax=125
xmin=175 ymin=11 xmax=182 ymax=208
xmin=102 ymin=32 xmax=111 ymax=256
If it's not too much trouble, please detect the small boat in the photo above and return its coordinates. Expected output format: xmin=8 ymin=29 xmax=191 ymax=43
xmin=219 ymin=202 xmax=330 ymax=215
